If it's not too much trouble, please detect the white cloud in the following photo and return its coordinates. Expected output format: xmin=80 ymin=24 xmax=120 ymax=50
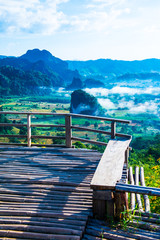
xmin=85 ymin=86 xmax=160 ymax=97
xmin=118 ymin=100 xmax=135 ymax=109
xmin=129 ymin=101 xmax=158 ymax=114
xmin=84 ymin=88 xmax=109 ymax=97
xmin=110 ymin=86 xmax=138 ymax=95
xmin=68 ymin=1 xmax=131 ymax=33
xmin=98 ymin=98 xmax=115 ymax=109
xmin=0 ymin=0 xmax=68 ymax=35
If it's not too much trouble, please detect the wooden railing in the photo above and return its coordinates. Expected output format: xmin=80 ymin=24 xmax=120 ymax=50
xmin=90 ymin=141 xmax=160 ymax=220
xmin=0 ymin=111 xmax=131 ymax=147
xmin=90 ymin=139 xmax=131 ymax=219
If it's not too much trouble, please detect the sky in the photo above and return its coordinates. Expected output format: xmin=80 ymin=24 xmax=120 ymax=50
xmin=0 ymin=0 xmax=160 ymax=60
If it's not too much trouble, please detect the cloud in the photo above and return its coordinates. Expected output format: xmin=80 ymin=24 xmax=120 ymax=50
xmin=85 ymin=86 xmax=160 ymax=114
xmin=89 ymin=0 xmax=126 ymax=9
xmin=129 ymin=101 xmax=159 ymax=114
xmin=98 ymin=98 xmax=115 ymax=109
xmin=84 ymin=88 xmax=109 ymax=97
xmin=118 ymin=100 xmax=135 ymax=109
xmin=85 ymin=86 xmax=160 ymax=97
xmin=69 ymin=1 xmax=131 ymax=33
xmin=0 ymin=0 xmax=68 ymax=35
xmin=0 ymin=0 xmax=131 ymax=35
xmin=110 ymin=86 xmax=138 ymax=95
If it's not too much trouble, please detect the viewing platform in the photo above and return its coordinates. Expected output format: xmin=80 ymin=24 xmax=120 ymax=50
xmin=0 ymin=111 xmax=159 ymax=239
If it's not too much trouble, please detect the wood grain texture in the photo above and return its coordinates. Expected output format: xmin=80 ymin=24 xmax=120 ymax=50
xmin=0 ymin=146 xmax=101 ymax=239
xmin=140 ymin=167 xmax=150 ymax=213
xmin=91 ymin=139 xmax=131 ymax=189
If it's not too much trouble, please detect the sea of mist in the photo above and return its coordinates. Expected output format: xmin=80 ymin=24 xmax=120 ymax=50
xmin=56 ymin=86 xmax=160 ymax=116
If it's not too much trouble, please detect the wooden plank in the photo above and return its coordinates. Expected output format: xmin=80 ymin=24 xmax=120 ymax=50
xmin=65 ymin=115 xmax=72 ymax=148
xmin=115 ymin=183 xmax=160 ymax=196
xmin=128 ymin=167 xmax=135 ymax=210
xmin=135 ymin=167 xmax=143 ymax=212
xmin=140 ymin=167 xmax=150 ymax=213
xmin=91 ymin=139 xmax=131 ymax=189
xmin=31 ymin=124 xmax=65 ymax=128
xmin=27 ymin=114 xmax=31 ymax=147
xmin=71 ymin=126 xmax=111 ymax=135
xmin=0 ymin=230 xmax=80 ymax=240
xmin=0 ymin=146 xmax=101 ymax=239
xmin=31 ymin=135 xmax=65 ymax=139
xmin=72 ymin=137 xmax=107 ymax=146
xmin=0 ymin=111 xmax=131 ymax=123
xmin=68 ymin=113 xmax=131 ymax=124
xmin=111 ymin=121 xmax=116 ymax=139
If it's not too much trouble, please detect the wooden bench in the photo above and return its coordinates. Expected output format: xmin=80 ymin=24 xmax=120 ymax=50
xmin=90 ymin=139 xmax=131 ymax=219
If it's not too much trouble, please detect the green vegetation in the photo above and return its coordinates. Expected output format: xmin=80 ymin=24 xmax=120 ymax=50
xmin=70 ymin=89 xmax=104 ymax=115
xmin=130 ymin=135 xmax=160 ymax=213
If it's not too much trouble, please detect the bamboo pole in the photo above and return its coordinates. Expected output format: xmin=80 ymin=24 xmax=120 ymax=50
xmin=135 ymin=166 xmax=143 ymax=212
xmin=111 ymin=121 xmax=116 ymax=139
xmin=65 ymin=115 xmax=72 ymax=148
xmin=128 ymin=167 xmax=135 ymax=210
xmin=140 ymin=167 xmax=150 ymax=213
xmin=27 ymin=114 xmax=31 ymax=147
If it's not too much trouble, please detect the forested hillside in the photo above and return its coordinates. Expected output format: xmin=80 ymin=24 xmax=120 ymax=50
xmin=0 ymin=49 xmax=80 ymax=95
xmin=67 ymin=58 xmax=160 ymax=78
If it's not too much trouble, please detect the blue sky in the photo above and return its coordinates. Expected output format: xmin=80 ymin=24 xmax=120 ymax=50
xmin=0 ymin=0 xmax=160 ymax=60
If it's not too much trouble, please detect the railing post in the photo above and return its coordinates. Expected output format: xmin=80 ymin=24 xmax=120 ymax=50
xmin=27 ymin=114 xmax=31 ymax=147
xmin=111 ymin=121 xmax=116 ymax=139
xmin=65 ymin=115 xmax=72 ymax=148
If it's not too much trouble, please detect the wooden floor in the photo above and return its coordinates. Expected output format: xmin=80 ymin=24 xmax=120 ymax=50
xmin=0 ymin=146 xmax=102 ymax=240
xmin=83 ymin=215 xmax=160 ymax=240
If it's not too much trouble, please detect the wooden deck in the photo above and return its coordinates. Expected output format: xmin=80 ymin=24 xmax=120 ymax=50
xmin=0 ymin=146 xmax=102 ymax=239
xmin=83 ymin=215 xmax=160 ymax=240
xmin=0 ymin=146 xmax=159 ymax=240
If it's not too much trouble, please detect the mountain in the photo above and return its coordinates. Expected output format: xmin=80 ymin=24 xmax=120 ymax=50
xmin=20 ymin=49 xmax=80 ymax=84
xmin=66 ymin=77 xmax=83 ymax=90
xmin=70 ymin=89 xmax=104 ymax=116
xmin=84 ymin=78 xmax=105 ymax=88
xmin=67 ymin=58 xmax=160 ymax=79
xmin=0 ymin=65 xmax=58 ymax=95
xmin=0 ymin=55 xmax=7 ymax=59
xmin=1 ymin=48 xmax=160 ymax=96
xmin=0 ymin=49 xmax=82 ymax=95
xmin=0 ymin=49 xmax=81 ymax=87
xmin=117 ymin=72 xmax=160 ymax=81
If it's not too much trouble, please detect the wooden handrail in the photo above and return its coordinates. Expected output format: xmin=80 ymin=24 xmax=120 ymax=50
xmin=90 ymin=139 xmax=131 ymax=219
xmin=0 ymin=111 xmax=131 ymax=123
xmin=91 ymin=139 xmax=131 ymax=190
xmin=116 ymin=183 xmax=160 ymax=196
xmin=0 ymin=111 xmax=131 ymax=147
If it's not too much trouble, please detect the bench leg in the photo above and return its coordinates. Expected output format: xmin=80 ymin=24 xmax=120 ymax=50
xmin=93 ymin=190 xmax=115 ymax=220
xmin=115 ymin=192 xmax=128 ymax=220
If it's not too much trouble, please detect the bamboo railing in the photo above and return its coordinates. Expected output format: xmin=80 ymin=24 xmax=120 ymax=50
xmin=0 ymin=111 xmax=131 ymax=147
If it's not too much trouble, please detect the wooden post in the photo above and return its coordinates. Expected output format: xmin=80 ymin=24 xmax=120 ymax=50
xmin=93 ymin=189 xmax=114 ymax=220
xmin=125 ymin=147 xmax=129 ymax=168
xmin=128 ymin=167 xmax=135 ymax=210
xmin=65 ymin=115 xmax=72 ymax=148
xmin=140 ymin=167 xmax=150 ymax=213
xmin=115 ymin=191 xmax=128 ymax=220
xmin=135 ymin=166 xmax=143 ymax=212
xmin=111 ymin=121 xmax=116 ymax=139
xmin=27 ymin=114 xmax=31 ymax=147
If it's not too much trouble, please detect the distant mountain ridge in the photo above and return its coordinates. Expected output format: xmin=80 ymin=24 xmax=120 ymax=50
xmin=0 ymin=48 xmax=160 ymax=96
xmin=67 ymin=58 xmax=160 ymax=78
xmin=0 ymin=49 xmax=81 ymax=95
